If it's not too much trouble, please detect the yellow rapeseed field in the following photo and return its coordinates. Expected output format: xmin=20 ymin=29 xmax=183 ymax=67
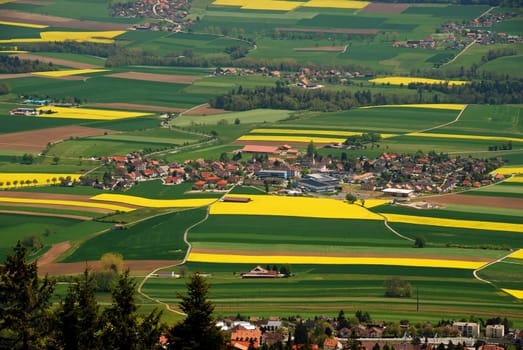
xmin=0 ymin=30 xmax=126 ymax=44
xmin=361 ymin=199 xmax=390 ymax=208
xmin=187 ymin=252 xmax=487 ymax=269
xmin=508 ymin=249 xmax=523 ymax=259
xmin=212 ymin=0 xmax=246 ymax=5
xmin=210 ymin=194 xmax=383 ymax=220
xmin=237 ymin=135 xmax=347 ymax=144
xmin=248 ymin=128 xmax=397 ymax=139
xmin=0 ymin=197 xmax=133 ymax=212
xmin=369 ymin=77 xmax=469 ymax=86
xmin=505 ymin=176 xmax=523 ymax=183
xmin=490 ymin=167 xmax=523 ymax=175
xmin=406 ymin=132 xmax=523 ymax=143
xmin=302 ymin=0 xmax=369 ymax=9
xmin=241 ymin=0 xmax=302 ymax=10
xmin=502 ymin=288 xmax=523 ymax=299
xmin=36 ymin=106 xmax=153 ymax=120
xmin=91 ymin=194 xmax=217 ymax=208
xmin=384 ymin=214 xmax=523 ymax=233
xmin=0 ymin=20 xmax=48 ymax=28
xmin=0 ymin=173 xmax=80 ymax=188
xmin=32 ymin=69 xmax=108 ymax=77
xmin=361 ymin=104 xmax=466 ymax=111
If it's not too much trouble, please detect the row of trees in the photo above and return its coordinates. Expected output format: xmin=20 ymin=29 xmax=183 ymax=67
xmin=0 ymin=242 xmax=225 ymax=349
xmin=0 ymin=56 xmax=56 ymax=74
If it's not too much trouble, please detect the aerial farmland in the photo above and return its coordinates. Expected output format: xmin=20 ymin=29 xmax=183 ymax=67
xmin=0 ymin=0 xmax=523 ymax=346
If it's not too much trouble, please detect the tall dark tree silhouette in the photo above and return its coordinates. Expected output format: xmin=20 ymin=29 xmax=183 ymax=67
xmin=0 ymin=241 xmax=55 ymax=349
xmin=169 ymin=273 xmax=225 ymax=350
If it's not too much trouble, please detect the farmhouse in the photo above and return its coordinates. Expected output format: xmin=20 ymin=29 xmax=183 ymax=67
xmin=241 ymin=266 xmax=284 ymax=279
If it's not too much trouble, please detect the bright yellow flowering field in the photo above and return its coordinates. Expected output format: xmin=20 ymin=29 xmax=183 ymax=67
xmin=36 ymin=106 xmax=153 ymax=120
xmin=361 ymin=104 xmax=466 ymax=111
xmin=361 ymin=199 xmax=391 ymax=208
xmin=369 ymin=77 xmax=469 ymax=86
xmin=91 ymin=194 xmax=217 ymax=208
xmin=406 ymin=132 xmax=523 ymax=143
xmin=212 ymin=0 xmax=246 ymax=5
xmin=502 ymin=288 xmax=523 ymax=299
xmin=0 ymin=173 xmax=80 ymax=188
xmin=0 ymin=20 xmax=48 ymax=28
xmin=491 ymin=167 xmax=523 ymax=175
xmin=187 ymin=252 xmax=486 ymax=269
xmin=0 ymin=197 xmax=133 ymax=212
xmin=241 ymin=0 xmax=302 ymax=10
xmin=32 ymin=69 xmax=108 ymax=77
xmin=0 ymin=31 xmax=126 ymax=44
xmin=505 ymin=176 xmax=523 ymax=183
xmin=508 ymin=249 xmax=523 ymax=259
xmin=237 ymin=135 xmax=347 ymax=144
xmin=384 ymin=214 xmax=523 ymax=233
xmin=249 ymin=128 xmax=397 ymax=139
xmin=302 ymin=0 xmax=369 ymax=9
xmin=210 ymin=194 xmax=383 ymax=220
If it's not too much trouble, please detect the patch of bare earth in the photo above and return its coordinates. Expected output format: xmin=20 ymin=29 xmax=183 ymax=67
xmin=0 ymin=209 xmax=92 ymax=220
xmin=275 ymin=27 xmax=378 ymax=35
xmin=294 ymin=46 xmax=345 ymax=52
xmin=0 ymin=191 xmax=141 ymax=210
xmin=88 ymin=102 xmax=184 ymax=113
xmin=0 ymin=125 xmax=116 ymax=152
xmin=191 ymin=248 xmax=491 ymax=262
xmin=0 ymin=9 xmax=129 ymax=30
xmin=37 ymin=241 xmax=71 ymax=268
xmin=183 ymin=103 xmax=229 ymax=116
xmin=426 ymin=194 xmax=523 ymax=210
xmin=360 ymin=3 xmax=409 ymax=13
xmin=9 ymin=53 xmax=101 ymax=69
xmin=106 ymin=71 xmax=201 ymax=84
xmin=0 ymin=73 xmax=32 ymax=79
xmin=0 ymin=201 xmax=113 ymax=214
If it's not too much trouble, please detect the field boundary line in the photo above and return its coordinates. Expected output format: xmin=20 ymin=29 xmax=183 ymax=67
xmin=414 ymin=105 xmax=468 ymax=134
xmin=472 ymin=250 xmax=513 ymax=287
xmin=374 ymin=211 xmax=414 ymax=242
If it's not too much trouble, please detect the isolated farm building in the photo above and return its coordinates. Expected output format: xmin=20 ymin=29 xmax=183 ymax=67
xmin=241 ymin=266 xmax=284 ymax=279
xmin=382 ymin=188 xmax=414 ymax=197
xmin=241 ymin=145 xmax=281 ymax=155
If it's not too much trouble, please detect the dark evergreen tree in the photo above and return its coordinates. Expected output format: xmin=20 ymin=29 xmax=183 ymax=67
xmin=56 ymin=269 xmax=100 ymax=350
xmin=168 ymin=273 xmax=225 ymax=350
xmin=0 ymin=241 xmax=55 ymax=350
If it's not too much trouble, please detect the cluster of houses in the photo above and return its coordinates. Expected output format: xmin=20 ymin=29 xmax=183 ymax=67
xmin=87 ymin=146 xmax=505 ymax=199
xmin=111 ymin=0 xmax=190 ymax=31
xmin=212 ymin=314 xmax=521 ymax=350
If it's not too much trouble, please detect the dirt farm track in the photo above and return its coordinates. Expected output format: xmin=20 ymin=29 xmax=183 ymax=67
xmin=426 ymin=193 xmax=523 ymax=210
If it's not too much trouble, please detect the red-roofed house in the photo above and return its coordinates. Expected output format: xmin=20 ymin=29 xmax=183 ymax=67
xmin=231 ymin=327 xmax=262 ymax=349
xmin=241 ymin=145 xmax=281 ymax=155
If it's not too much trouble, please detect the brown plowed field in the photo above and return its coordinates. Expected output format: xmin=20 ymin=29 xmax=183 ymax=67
xmin=275 ymin=27 xmax=378 ymax=35
xmin=360 ymin=3 xmax=409 ymax=13
xmin=183 ymin=104 xmax=229 ymax=116
xmin=88 ymin=102 xmax=184 ymax=113
xmin=0 ymin=201 xmax=113 ymax=214
xmin=191 ymin=248 xmax=492 ymax=262
xmin=0 ymin=9 xmax=130 ymax=30
xmin=0 ymin=73 xmax=32 ymax=79
xmin=106 ymin=71 xmax=201 ymax=84
xmin=9 ymin=53 xmax=101 ymax=69
xmin=0 ymin=209 xmax=92 ymax=220
xmin=0 ymin=125 xmax=115 ymax=152
xmin=426 ymin=193 xmax=523 ymax=210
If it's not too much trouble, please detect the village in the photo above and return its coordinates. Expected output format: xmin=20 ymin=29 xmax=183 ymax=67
xmin=80 ymin=141 xmax=506 ymax=200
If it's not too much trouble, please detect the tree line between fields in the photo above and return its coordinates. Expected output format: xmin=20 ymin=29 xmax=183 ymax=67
xmin=0 ymin=242 xmax=519 ymax=350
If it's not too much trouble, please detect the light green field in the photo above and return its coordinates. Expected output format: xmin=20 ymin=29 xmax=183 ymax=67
xmin=171 ymin=109 xmax=291 ymax=127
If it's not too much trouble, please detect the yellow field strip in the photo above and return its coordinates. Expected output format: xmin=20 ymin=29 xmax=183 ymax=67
xmin=369 ymin=77 xmax=469 ymax=86
xmin=212 ymin=0 xmax=368 ymax=9
xmin=384 ymin=214 xmax=523 ymax=233
xmin=90 ymin=193 xmax=217 ymax=208
xmin=249 ymin=128 xmax=397 ymax=139
xmin=36 ymin=106 xmax=153 ymax=120
xmin=361 ymin=199 xmax=390 ymax=208
xmin=237 ymin=135 xmax=347 ymax=144
xmin=361 ymin=104 xmax=466 ymax=111
xmin=0 ymin=50 xmax=29 ymax=53
xmin=406 ymin=132 xmax=523 ymax=143
xmin=491 ymin=167 xmax=523 ymax=175
xmin=502 ymin=288 xmax=523 ymax=299
xmin=0 ymin=173 xmax=80 ymax=188
xmin=188 ymin=252 xmax=487 ymax=269
xmin=508 ymin=249 xmax=523 ymax=259
xmin=210 ymin=194 xmax=382 ymax=220
xmin=32 ymin=69 xmax=108 ymax=77
xmin=505 ymin=176 xmax=523 ymax=183
xmin=0 ymin=197 xmax=133 ymax=212
xmin=0 ymin=31 xmax=126 ymax=44
xmin=0 ymin=20 xmax=48 ymax=28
